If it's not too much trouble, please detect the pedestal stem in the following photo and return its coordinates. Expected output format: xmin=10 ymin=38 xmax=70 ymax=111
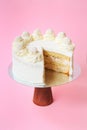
xmin=33 ymin=87 xmax=53 ymax=106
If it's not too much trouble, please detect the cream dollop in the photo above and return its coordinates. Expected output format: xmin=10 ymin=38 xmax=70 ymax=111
xmin=55 ymin=32 xmax=66 ymax=43
xmin=32 ymin=29 xmax=43 ymax=40
xmin=62 ymin=37 xmax=75 ymax=50
xmin=63 ymin=37 xmax=71 ymax=44
xmin=55 ymin=32 xmax=75 ymax=51
xmin=26 ymin=46 xmax=43 ymax=63
xmin=28 ymin=46 xmax=39 ymax=55
xmin=13 ymin=36 xmax=24 ymax=53
xmin=44 ymin=29 xmax=55 ymax=40
xmin=57 ymin=32 xmax=66 ymax=38
xmin=22 ymin=32 xmax=33 ymax=44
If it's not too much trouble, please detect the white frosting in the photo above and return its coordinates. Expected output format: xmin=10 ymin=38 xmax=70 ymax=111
xmin=13 ymin=36 xmax=24 ymax=53
xmin=29 ymin=40 xmax=73 ymax=57
xmin=69 ymin=56 xmax=73 ymax=75
xmin=12 ymin=57 xmax=45 ymax=85
xmin=12 ymin=30 xmax=75 ymax=76
xmin=32 ymin=29 xmax=43 ymax=40
xmin=57 ymin=32 xmax=66 ymax=38
xmin=26 ymin=53 xmax=43 ymax=63
xmin=55 ymin=32 xmax=66 ymax=43
xmin=16 ymin=48 xmax=28 ymax=56
xmin=12 ymin=45 xmax=45 ymax=85
xmin=27 ymin=46 xmax=39 ymax=54
xmin=27 ymin=47 xmax=43 ymax=63
xmin=13 ymin=30 xmax=75 ymax=57
xmin=55 ymin=32 xmax=75 ymax=52
xmin=44 ymin=29 xmax=55 ymax=40
xmin=15 ymin=46 xmax=43 ymax=63
xmin=22 ymin=32 xmax=32 ymax=44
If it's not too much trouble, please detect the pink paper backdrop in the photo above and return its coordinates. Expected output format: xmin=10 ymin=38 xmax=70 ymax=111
xmin=0 ymin=0 xmax=87 ymax=130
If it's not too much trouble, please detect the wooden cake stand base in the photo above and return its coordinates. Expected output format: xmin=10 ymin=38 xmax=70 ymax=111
xmin=33 ymin=87 xmax=53 ymax=106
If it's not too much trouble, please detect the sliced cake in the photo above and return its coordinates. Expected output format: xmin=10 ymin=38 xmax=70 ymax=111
xmin=12 ymin=29 xmax=75 ymax=86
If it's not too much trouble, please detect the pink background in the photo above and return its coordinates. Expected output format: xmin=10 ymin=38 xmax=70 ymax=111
xmin=0 ymin=0 xmax=87 ymax=130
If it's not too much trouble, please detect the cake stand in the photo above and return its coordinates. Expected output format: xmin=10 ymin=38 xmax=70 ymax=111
xmin=8 ymin=64 xmax=81 ymax=106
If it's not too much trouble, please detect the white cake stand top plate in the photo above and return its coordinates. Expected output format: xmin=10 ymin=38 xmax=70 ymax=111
xmin=8 ymin=63 xmax=81 ymax=88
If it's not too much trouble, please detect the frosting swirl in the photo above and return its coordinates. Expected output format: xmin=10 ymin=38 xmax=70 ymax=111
xmin=26 ymin=46 xmax=43 ymax=63
xmin=62 ymin=37 xmax=75 ymax=51
xmin=57 ymin=32 xmax=66 ymax=38
xmin=55 ymin=32 xmax=66 ymax=43
xmin=13 ymin=36 xmax=24 ymax=53
xmin=22 ymin=32 xmax=33 ymax=44
xmin=44 ymin=29 xmax=55 ymax=40
xmin=55 ymin=34 xmax=75 ymax=51
xmin=13 ymin=30 xmax=75 ymax=59
xmin=32 ymin=29 xmax=43 ymax=40
xmin=28 ymin=46 xmax=39 ymax=55
xmin=16 ymin=48 xmax=28 ymax=56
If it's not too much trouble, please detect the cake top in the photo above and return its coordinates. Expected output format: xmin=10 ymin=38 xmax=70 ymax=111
xmin=13 ymin=29 xmax=75 ymax=61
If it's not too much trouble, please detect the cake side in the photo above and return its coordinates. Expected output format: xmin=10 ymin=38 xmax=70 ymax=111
xmin=12 ymin=56 xmax=45 ymax=85
xmin=12 ymin=35 xmax=45 ymax=86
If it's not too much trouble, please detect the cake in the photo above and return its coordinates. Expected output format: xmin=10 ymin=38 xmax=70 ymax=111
xmin=12 ymin=29 xmax=75 ymax=86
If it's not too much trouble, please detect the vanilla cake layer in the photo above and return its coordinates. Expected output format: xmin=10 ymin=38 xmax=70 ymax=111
xmin=45 ymin=63 xmax=69 ymax=75
xmin=45 ymin=63 xmax=69 ymax=74
xmin=44 ymin=50 xmax=70 ymax=60
xmin=43 ymin=50 xmax=71 ymax=74
xmin=44 ymin=55 xmax=70 ymax=66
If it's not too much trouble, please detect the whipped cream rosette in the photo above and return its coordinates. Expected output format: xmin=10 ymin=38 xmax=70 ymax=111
xmin=44 ymin=29 xmax=55 ymax=40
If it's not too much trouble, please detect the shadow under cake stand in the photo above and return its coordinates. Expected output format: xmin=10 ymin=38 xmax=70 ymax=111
xmin=8 ymin=64 xmax=81 ymax=106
